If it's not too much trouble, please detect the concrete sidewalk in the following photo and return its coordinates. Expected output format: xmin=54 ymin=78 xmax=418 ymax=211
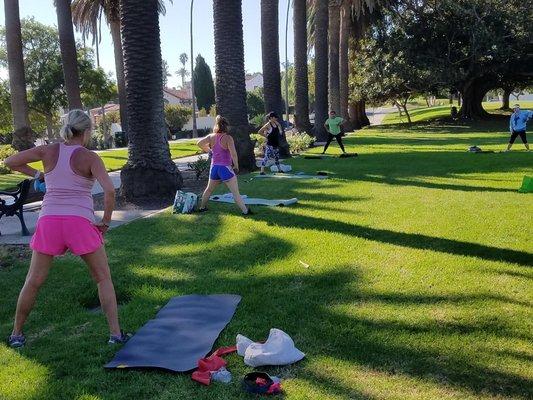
xmin=367 ymin=107 xmax=396 ymax=125
xmin=0 ymin=153 xmax=204 ymax=245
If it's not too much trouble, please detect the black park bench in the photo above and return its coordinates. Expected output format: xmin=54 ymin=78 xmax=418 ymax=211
xmin=0 ymin=179 xmax=31 ymax=236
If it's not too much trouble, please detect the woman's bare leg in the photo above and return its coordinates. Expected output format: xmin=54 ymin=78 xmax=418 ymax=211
xmin=12 ymin=251 xmax=54 ymax=335
xmin=224 ymin=176 xmax=248 ymax=213
xmin=200 ymin=179 xmax=220 ymax=209
xmin=81 ymin=247 xmax=121 ymax=336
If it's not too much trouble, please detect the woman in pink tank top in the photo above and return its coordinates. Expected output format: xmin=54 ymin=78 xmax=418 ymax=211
xmin=197 ymin=115 xmax=252 ymax=214
xmin=4 ymin=109 xmax=129 ymax=348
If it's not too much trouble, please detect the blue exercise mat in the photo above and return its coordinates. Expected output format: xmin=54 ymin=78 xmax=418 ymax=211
xmin=105 ymin=294 xmax=241 ymax=372
xmin=210 ymin=193 xmax=298 ymax=207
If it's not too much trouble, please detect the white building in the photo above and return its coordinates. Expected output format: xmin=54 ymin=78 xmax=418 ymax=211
xmin=245 ymin=73 xmax=263 ymax=92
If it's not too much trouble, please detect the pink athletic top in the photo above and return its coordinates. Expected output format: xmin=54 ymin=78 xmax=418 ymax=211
xmin=211 ymin=133 xmax=232 ymax=166
xmin=40 ymin=143 xmax=95 ymax=222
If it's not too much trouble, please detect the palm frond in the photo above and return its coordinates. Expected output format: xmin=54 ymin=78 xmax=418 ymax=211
xmin=72 ymin=0 xmax=169 ymax=42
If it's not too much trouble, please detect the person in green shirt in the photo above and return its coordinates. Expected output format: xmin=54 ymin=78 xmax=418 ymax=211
xmin=322 ymin=110 xmax=346 ymax=154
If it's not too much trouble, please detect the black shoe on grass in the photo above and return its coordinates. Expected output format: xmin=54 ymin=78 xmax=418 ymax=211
xmin=108 ymin=331 xmax=132 ymax=345
xmin=8 ymin=333 xmax=26 ymax=348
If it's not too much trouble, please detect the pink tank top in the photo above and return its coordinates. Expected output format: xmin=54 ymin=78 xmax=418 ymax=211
xmin=40 ymin=143 xmax=96 ymax=222
xmin=211 ymin=133 xmax=232 ymax=166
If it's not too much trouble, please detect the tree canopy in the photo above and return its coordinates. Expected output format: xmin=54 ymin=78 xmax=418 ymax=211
xmin=350 ymin=0 xmax=533 ymax=119
xmin=0 ymin=18 xmax=116 ymax=136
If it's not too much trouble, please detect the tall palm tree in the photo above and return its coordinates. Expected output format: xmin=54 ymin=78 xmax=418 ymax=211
xmin=55 ymin=0 xmax=83 ymax=109
xmin=72 ymin=0 xmax=168 ymax=133
xmin=3 ymin=0 xmax=34 ymax=150
xmin=213 ymin=0 xmax=254 ymax=171
xmin=328 ymin=0 xmax=341 ymax=114
xmin=178 ymin=52 xmax=188 ymax=88
xmin=314 ymin=0 xmax=329 ymax=140
xmin=339 ymin=0 xmax=351 ymax=124
xmin=119 ymin=0 xmax=182 ymax=202
xmin=293 ymin=0 xmax=311 ymax=133
xmin=260 ymin=0 xmax=284 ymax=119
xmin=72 ymin=0 xmax=127 ymax=132
xmin=260 ymin=0 xmax=290 ymax=156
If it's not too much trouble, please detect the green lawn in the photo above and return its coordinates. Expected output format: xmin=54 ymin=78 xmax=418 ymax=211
xmin=1 ymin=118 xmax=532 ymax=399
xmin=383 ymin=101 xmax=533 ymax=125
xmin=0 ymin=141 xmax=200 ymax=191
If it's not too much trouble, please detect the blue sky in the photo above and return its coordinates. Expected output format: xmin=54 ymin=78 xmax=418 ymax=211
xmin=1 ymin=0 xmax=294 ymax=89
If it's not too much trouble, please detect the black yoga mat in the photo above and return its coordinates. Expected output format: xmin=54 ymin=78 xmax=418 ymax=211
xmin=105 ymin=294 xmax=241 ymax=372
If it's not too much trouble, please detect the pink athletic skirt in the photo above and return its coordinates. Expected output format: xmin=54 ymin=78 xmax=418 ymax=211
xmin=30 ymin=215 xmax=104 ymax=256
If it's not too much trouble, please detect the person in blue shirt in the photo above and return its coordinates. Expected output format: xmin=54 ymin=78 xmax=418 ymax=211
xmin=506 ymin=104 xmax=532 ymax=151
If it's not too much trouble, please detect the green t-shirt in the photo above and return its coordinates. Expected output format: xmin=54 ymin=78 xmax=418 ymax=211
xmin=326 ymin=117 xmax=344 ymax=135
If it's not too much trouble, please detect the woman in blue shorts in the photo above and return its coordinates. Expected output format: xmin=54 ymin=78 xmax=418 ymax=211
xmin=197 ymin=116 xmax=252 ymax=215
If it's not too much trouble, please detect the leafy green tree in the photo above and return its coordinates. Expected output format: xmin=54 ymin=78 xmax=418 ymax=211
xmin=192 ymin=54 xmax=215 ymax=113
xmin=0 ymin=80 xmax=58 ymax=140
xmin=246 ymin=87 xmax=265 ymax=121
xmin=0 ymin=18 xmax=116 ymax=138
xmin=351 ymin=0 xmax=533 ymax=120
xmin=0 ymin=81 xmax=13 ymax=137
xmin=164 ymin=104 xmax=191 ymax=132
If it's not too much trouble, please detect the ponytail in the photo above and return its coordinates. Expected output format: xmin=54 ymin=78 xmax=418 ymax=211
xmin=213 ymin=115 xmax=229 ymax=133
xmin=60 ymin=109 xmax=91 ymax=141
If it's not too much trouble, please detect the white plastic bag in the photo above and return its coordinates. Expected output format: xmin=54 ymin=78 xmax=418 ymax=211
xmin=236 ymin=328 xmax=305 ymax=367
xmin=270 ymin=164 xmax=292 ymax=173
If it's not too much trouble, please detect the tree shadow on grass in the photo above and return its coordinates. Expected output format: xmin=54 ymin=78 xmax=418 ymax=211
xmin=356 ymin=173 xmax=519 ymax=193
xmin=349 ymin=134 xmax=507 ymax=148
xmin=2 ymin=213 xmax=532 ymax=399
xmin=252 ymin=210 xmax=532 ymax=267
xmin=294 ymin=149 xmax=529 ymax=193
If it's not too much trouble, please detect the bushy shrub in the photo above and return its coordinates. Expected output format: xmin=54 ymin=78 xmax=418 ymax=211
xmin=247 ymin=88 xmax=265 ymax=120
xmin=187 ymin=155 xmax=210 ymax=180
xmin=0 ymin=132 xmax=13 ymax=145
xmin=250 ymin=114 xmax=265 ymax=128
xmin=286 ymin=131 xmax=314 ymax=154
xmin=89 ymin=128 xmax=110 ymax=150
xmin=0 ymin=144 xmax=16 ymax=174
xmin=165 ymin=104 xmax=192 ymax=132
xmin=250 ymin=133 xmax=266 ymax=156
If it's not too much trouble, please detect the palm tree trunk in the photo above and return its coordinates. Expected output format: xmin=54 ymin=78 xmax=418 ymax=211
xmin=339 ymin=0 xmax=350 ymax=127
xmin=213 ymin=0 xmax=254 ymax=171
xmin=293 ymin=0 xmax=311 ymax=133
xmin=261 ymin=0 xmax=283 ymax=118
xmin=4 ymin=0 xmax=34 ymax=150
xmin=55 ymin=0 xmax=83 ymax=109
xmin=328 ymin=1 xmax=340 ymax=115
xmin=348 ymin=16 xmax=369 ymax=129
xmin=260 ymin=0 xmax=290 ymax=156
xmin=109 ymin=19 xmax=128 ymax=134
xmin=314 ymin=0 xmax=329 ymax=140
xmin=119 ymin=0 xmax=182 ymax=202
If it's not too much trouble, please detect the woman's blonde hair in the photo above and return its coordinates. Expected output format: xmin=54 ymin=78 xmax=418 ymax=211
xmin=60 ymin=109 xmax=92 ymax=141
xmin=213 ymin=115 xmax=229 ymax=133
